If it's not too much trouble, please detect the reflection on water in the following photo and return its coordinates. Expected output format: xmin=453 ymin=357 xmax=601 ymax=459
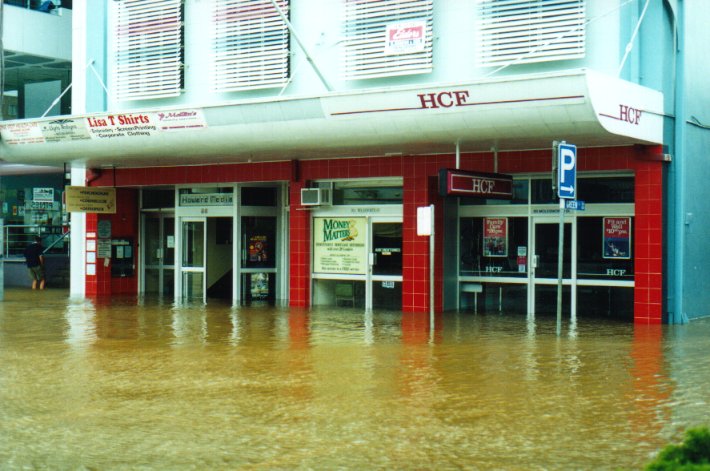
xmin=1 ymin=288 xmax=709 ymax=469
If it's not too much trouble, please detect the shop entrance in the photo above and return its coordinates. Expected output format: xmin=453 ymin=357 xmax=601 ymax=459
xmin=141 ymin=212 xmax=175 ymax=297
xmin=173 ymin=185 xmax=285 ymax=305
xmin=531 ymin=219 xmax=573 ymax=316
xmin=240 ymin=216 xmax=277 ymax=304
xmin=312 ymin=215 xmax=403 ymax=311
xmin=178 ymin=216 xmax=235 ymax=302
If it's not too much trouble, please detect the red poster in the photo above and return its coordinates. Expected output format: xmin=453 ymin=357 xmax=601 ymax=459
xmin=248 ymin=235 xmax=268 ymax=262
xmin=483 ymin=217 xmax=508 ymax=257
xmin=603 ymin=217 xmax=631 ymax=259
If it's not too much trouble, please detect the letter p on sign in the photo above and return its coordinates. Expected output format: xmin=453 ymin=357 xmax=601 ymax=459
xmin=558 ymin=143 xmax=577 ymax=199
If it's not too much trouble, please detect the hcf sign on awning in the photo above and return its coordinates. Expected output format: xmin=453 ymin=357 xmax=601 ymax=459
xmin=439 ymin=169 xmax=513 ymax=199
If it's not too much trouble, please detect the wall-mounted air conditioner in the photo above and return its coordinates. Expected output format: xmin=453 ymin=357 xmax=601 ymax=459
xmin=300 ymin=188 xmax=331 ymax=206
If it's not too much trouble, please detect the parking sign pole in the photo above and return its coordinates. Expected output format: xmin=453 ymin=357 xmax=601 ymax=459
xmin=555 ymin=142 xmax=576 ymax=336
xmin=556 ymin=198 xmax=564 ymax=336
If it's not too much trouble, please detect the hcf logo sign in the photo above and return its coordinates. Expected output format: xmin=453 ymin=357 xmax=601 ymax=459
xmin=557 ymin=143 xmax=577 ymax=199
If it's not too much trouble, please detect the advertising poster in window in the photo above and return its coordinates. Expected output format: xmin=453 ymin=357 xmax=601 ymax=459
xmin=313 ymin=217 xmax=367 ymax=274
xmin=603 ymin=217 xmax=631 ymax=259
xmin=384 ymin=20 xmax=426 ymax=55
xmin=483 ymin=217 xmax=508 ymax=257
xmin=248 ymin=235 xmax=268 ymax=263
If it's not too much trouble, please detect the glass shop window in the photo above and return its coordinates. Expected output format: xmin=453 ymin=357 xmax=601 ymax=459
xmin=577 ymin=217 xmax=634 ymax=280
xmin=460 ymin=217 xmax=529 ymax=278
xmin=332 ymin=184 xmax=403 ymax=205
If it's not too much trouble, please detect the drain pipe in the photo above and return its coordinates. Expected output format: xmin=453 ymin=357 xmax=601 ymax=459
xmin=492 ymin=146 xmax=499 ymax=173
xmin=672 ymin=1 xmax=688 ymax=324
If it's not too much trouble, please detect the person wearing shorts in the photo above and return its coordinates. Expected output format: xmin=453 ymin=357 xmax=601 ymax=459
xmin=24 ymin=236 xmax=46 ymax=290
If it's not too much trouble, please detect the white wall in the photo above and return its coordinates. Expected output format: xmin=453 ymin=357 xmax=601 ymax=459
xmin=103 ymin=0 xmax=633 ymax=112
xmin=4 ymin=6 xmax=72 ymax=61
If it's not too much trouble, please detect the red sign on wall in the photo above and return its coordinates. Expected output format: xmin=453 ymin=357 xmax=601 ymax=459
xmin=439 ymin=169 xmax=513 ymax=199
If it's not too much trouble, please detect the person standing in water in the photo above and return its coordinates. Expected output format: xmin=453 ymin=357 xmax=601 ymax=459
xmin=24 ymin=236 xmax=46 ymax=290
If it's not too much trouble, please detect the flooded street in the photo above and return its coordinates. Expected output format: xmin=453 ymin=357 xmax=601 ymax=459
xmin=1 ymin=289 xmax=709 ymax=470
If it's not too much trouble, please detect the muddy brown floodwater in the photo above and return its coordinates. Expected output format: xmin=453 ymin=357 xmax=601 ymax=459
xmin=1 ymin=288 xmax=709 ymax=469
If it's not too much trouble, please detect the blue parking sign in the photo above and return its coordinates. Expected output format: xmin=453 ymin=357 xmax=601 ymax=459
xmin=558 ymin=143 xmax=577 ymax=199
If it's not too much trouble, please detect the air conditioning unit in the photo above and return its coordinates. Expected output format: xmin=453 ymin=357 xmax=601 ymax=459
xmin=300 ymin=188 xmax=331 ymax=206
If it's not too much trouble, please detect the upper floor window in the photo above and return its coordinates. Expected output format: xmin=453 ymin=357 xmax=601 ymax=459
xmin=477 ymin=0 xmax=586 ymax=67
xmin=342 ymin=0 xmax=433 ymax=80
xmin=111 ymin=0 xmax=184 ymax=101
xmin=211 ymin=0 xmax=291 ymax=92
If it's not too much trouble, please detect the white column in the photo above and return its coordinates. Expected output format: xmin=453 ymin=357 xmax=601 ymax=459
xmin=69 ymin=167 xmax=86 ymax=298
xmin=69 ymin=1 xmax=87 ymax=298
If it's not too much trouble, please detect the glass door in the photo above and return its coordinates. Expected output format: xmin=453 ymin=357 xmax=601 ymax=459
xmin=142 ymin=213 xmax=175 ymax=297
xmin=370 ymin=219 xmax=402 ymax=310
xmin=531 ymin=219 xmax=573 ymax=316
xmin=180 ymin=218 xmax=206 ymax=302
xmin=240 ymin=216 xmax=277 ymax=304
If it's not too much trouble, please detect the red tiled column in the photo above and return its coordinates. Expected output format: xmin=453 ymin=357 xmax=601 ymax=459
xmin=84 ymin=213 xmax=111 ymax=296
xmin=289 ymin=181 xmax=310 ymax=307
xmin=403 ymin=173 xmax=430 ymax=313
xmin=633 ymin=156 xmax=664 ymax=324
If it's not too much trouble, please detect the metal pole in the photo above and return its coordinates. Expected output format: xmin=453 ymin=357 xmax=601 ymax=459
xmin=556 ymin=199 xmax=565 ymax=336
xmin=429 ymin=204 xmax=435 ymax=324
xmin=268 ymin=0 xmax=333 ymax=92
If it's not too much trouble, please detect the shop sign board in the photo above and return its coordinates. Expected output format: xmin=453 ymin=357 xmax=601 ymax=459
xmin=0 ymin=109 xmax=206 ymax=145
xmin=439 ymin=169 xmax=513 ymax=199
xmin=385 ymin=20 xmax=426 ymax=55
xmin=65 ymin=186 xmax=116 ymax=214
xmin=313 ymin=217 xmax=367 ymax=274
xmin=483 ymin=217 xmax=508 ymax=257
xmin=603 ymin=217 xmax=631 ymax=259
xmin=33 ymin=188 xmax=54 ymax=203
xmin=179 ymin=193 xmax=233 ymax=207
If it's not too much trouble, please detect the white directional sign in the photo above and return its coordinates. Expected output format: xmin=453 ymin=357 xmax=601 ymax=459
xmin=558 ymin=143 xmax=577 ymax=199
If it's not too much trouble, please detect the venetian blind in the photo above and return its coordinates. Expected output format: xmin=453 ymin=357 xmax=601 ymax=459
xmin=113 ymin=0 xmax=184 ymax=100
xmin=477 ymin=0 xmax=586 ymax=67
xmin=212 ymin=0 xmax=290 ymax=92
xmin=343 ymin=0 xmax=433 ymax=80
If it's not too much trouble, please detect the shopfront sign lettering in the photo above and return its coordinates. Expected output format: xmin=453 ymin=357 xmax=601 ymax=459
xmin=179 ymin=193 xmax=233 ymax=207
xmin=439 ymin=169 xmax=513 ymax=199
xmin=418 ymin=91 xmax=470 ymax=109
xmin=619 ymin=105 xmax=642 ymax=125
xmin=606 ymin=269 xmax=627 ymax=276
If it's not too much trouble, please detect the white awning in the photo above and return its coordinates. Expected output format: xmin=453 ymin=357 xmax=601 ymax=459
xmin=0 ymin=69 xmax=664 ymax=169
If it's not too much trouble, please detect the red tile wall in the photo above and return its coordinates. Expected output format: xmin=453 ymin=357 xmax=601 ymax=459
xmin=85 ymin=146 xmax=664 ymax=322
xmin=85 ymin=189 xmax=139 ymax=296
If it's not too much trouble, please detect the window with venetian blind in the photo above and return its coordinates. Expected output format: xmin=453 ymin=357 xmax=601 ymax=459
xmin=477 ymin=0 xmax=586 ymax=67
xmin=343 ymin=0 xmax=433 ymax=80
xmin=112 ymin=0 xmax=184 ymax=101
xmin=211 ymin=0 xmax=290 ymax=92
